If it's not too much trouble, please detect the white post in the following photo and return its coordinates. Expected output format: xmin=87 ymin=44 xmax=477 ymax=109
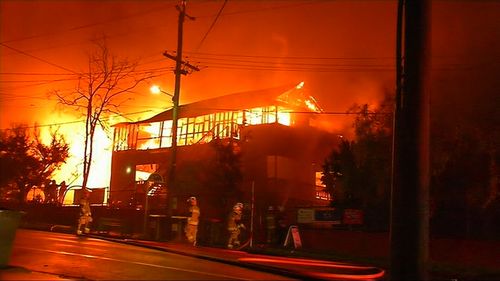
xmin=250 ymin=181 xmax=255 ymax=248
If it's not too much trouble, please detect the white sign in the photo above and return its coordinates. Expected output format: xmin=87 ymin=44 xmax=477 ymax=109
xmin=297 ymin=208 xmax=314 ymax=223
xmin=283 ymin=225 xmax=302 ymax=249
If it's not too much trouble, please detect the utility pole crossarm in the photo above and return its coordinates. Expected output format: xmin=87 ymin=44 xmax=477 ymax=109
xmin=163 ymin=51 xmax=200 ymax=74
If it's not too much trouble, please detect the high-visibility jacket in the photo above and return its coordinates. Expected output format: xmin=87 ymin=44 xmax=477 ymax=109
xmin=79 ymin=198 xmax=92 ymax=224
xmin=187 ymin=205 xmax=200 ymax=225
xmin=266 ymin=213 xmax=276 ymax=229
xmin=227 ymin=210 xmax=242 ymax=231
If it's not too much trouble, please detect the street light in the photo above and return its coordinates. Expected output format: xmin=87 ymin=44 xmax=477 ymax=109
xmin=150 ymin=83 xmax=179 ymax=241
xmin=150 ymin=85 xmax=172 ymax=97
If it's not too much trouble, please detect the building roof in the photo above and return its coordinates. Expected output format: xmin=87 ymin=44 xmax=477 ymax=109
xmin=115 ymin=82 xmax=321 ymax=126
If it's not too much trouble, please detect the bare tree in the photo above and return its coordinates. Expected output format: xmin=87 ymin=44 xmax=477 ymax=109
xmin=0 ymin=124 xmax=69 ymax=204
xmin=53 ymin=40 xmax=153 ymax=191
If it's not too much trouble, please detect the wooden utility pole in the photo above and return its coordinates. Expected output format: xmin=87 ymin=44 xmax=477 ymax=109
xmin=169 ymin=0 xmax=185 ymax=190
xmin=165 ymin=1 xmax=199 ymax=188
xmin=165 ymin=0 xmax=185 ymax=241
xmin=163 ymin=0 xmax=198 ymax=240
xmin=390 ymin=0 xmax=431 ymax=280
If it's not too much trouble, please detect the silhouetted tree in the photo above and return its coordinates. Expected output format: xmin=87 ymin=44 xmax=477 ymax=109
xmin=174 ymin=138 xmax=243 ymax=220
xmin=52 ymin=39 xmax=153 ymax=191
xmin=350 ymin=96 xmax=393 ymax=224
xmin=0 ymin=124 xmax=69 ymax=203
xmin=321 ymin=139 xmax=358 ymax=208
xmin=322 ymin=89 xmax=497 ymax=236
xmin=176 ymin=162 xmax=205 ymax=193
xmin=431 ymin=127 xmax=494 ymax=237
xmin=322 ymin=92 xmax=394 ymax=229
xmin=207 ymin=138 xmax=243 ymax=213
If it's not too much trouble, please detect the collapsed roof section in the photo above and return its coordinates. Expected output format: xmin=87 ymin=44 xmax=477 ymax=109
xmin=114 ymin=82 xmax=322 ymax=126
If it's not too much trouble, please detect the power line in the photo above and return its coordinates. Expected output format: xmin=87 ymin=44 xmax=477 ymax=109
xmin=1 ymin=1 xmax=321 ymax=47
xmin=170 ymin=107 xmax=392 ymax=115
xmin=0 ymin=68 xmax=169 ymax=93
xmin=0 ymin=43 xmax=78 ymax=74
xmin=0 ymin=72 xmax=77 ymax=76
xmin=0 ymin=66 xmax=172 ymax=78
xmin=1 ymin=93 xmax=51 ymax=101
xmin=182 ymin=50 xmax=395 ymax=61
xmin=0 ymin=4 xmax=173 ymax=45
xmin=0 ymin=79 xmax=77 ymax=91
xmin=198 ymin=63 xmax=395 ymax=73
xmin=0 ymin=77 xmax=79 ymax=83
xmin=195 ymin=0 xmax=322 ymax=18
xmin=0 ymin=110 xmax=154 ymax=131
xmin=147 ymin=50 xmax=397 ymax=72
xmin=195 ymin=0 xmax=228 ymax=52
xmin=189 ymin=55 xmax=394 ymax=67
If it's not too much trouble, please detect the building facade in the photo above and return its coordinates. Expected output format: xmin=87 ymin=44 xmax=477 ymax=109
xmin=109 ymin=82 xmax=338 ymax=224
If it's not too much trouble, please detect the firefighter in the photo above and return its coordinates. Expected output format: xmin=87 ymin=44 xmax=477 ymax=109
xmin=76 ymin=189 xmax=92 ymax=235
xmin=265 ymin=206 xmax=277 ymax=244
xmin=185 ymin=196 xmax=200 ymax=245
xmin=227 ymin=202 xmax=245 ymax=249
xmin=276 ymin=205 xmax=288 ymax=245
xmin=58 ymin=181 xmax=67 ymax=205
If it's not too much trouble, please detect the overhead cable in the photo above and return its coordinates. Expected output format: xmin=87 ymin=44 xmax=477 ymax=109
xmin=0 ymin=43 xmax=78 ymax=74
xmin=195 ymin=0 xmax=228 ymax=52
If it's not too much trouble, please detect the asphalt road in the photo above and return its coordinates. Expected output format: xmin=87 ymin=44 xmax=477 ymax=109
xmin=8 ymin=229 xmax=296 ymax=280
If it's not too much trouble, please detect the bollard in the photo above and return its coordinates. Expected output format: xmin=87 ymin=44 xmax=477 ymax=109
xmin=0 ymin=210 xmax=23 ymax=268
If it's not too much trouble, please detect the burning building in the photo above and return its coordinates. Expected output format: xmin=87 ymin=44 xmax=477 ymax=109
xmin=109 ymin=82 xmax=338 ymax=221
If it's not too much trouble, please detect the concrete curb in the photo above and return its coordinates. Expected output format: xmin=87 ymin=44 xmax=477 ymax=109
xmin=88 ymin=234 xmax=326 ymax=281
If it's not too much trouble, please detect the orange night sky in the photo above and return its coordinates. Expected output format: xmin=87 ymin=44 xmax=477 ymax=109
xmin=1 ymin=1 xmax=499 ymax=188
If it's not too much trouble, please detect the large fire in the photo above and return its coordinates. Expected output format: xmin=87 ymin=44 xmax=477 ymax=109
xmin=38 ymin=82 xmax=321 ymax=199
xmin=41 ymin=112 xmax=145 ymax=190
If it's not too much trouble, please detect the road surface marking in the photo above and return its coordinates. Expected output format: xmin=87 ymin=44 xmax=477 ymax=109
xmin=18 ymin=246 xmax=252 ymax=280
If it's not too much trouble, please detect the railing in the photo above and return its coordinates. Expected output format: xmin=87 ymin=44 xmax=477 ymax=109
xmin=195 ymin=123 xmax=241 ymax=145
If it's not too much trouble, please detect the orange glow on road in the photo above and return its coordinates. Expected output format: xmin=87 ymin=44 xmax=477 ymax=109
xmin=239 ymin=257 xmax=385 ymax=280
xmin=304 ymin=270 xmax=386 ymax=281
xmin=240 ymin=256 xmax=377 ymax=270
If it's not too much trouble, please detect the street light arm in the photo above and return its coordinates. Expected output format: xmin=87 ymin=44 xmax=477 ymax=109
xmin=150 ymin=85 xmax=173 ymax=97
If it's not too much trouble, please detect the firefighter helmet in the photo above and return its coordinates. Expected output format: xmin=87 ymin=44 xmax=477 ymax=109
xmin=233 ymin=202 xmax=243 ymax=211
